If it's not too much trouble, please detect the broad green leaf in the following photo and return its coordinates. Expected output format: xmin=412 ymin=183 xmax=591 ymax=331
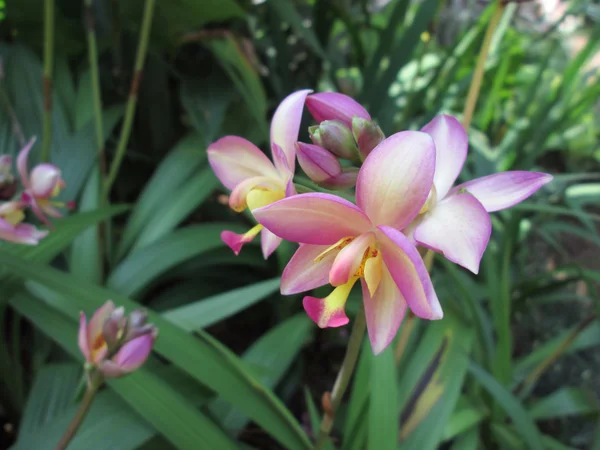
xmin=468 ymin=362 xmax=544 ymax=450
xmin=163 ymin=277 xmax=281 ymax=331
xmin=70 ymin=168 xmax=102 ymax=283
xmin=0 ymin=254 xmax=312 ymax=450
xmin=210 ymin=315 xmax=313 ymax=433
xmin=116 ymin=134 xmax=207 ymax=258
xmin=399 ymin=315 xmax=473 ymax=449
xmin=11 ymin=294 xmax=237 ymax=450
xmin=131 ymin=167 xmax=219 ymax=252
xmin=108 ymin=224 xmax=244 ymax=297
xmin=368 ymin=346 xmax=398 ymax=450
xmin=12 ymin=363 xmax=155 ymax=450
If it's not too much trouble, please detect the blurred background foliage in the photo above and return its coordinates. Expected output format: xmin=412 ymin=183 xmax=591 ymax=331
xmin=0 ymin=0 xmax=599 ymax=449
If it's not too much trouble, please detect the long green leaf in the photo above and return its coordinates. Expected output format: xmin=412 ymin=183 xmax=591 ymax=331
xmin=468 ymin=362 xmax=544 ymax=450
xmin=163 ymin=277 xmax=281 ymax=331
xmin=108 ymin=224 xmax=243 ymax=297
xmin=368 ymin=346 xmax=398 ymax=450
xmin=11 ymin=294 xmax=237 ymax=450
xmin=0 ymin=254 xmax=312 ymax=450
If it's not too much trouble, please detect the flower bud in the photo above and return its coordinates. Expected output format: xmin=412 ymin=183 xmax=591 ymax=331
xmin=320 ymin=167 xmax=359 ymax=190
xmin=98 ymin=333 xmax=155 ymax=378
xmin=125 ymin=309 xmax=157 ymax=342
xmin=295 ymin=142 xmax=341 ymax=183
xmin=305 ymin=92 xmax=371 ymax=128
xmin=102 ymin=306 xmax=126 ymax=351
xmin=309 ymin=120 xmax=359 ymax=161
xmin=352 ymin=117 xmax=385 ymax=160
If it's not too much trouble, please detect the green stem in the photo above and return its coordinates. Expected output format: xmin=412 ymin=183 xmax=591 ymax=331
xmin=104 ymin=0 xmax=157 ymax=194
xmin=461 ymin=1 xmax=505 ymax=130
xmin=314 ymin=309 xmax=366 ymax=449
xmin=54 ymin=371 xmax=103 ymax=450
xmin=84 ymin=0 xmax=107 ymax=280
xmin=85 ymin=0 xmax=106 ymax=179
xmin=41 ymin=0 xmax=55 ymax=162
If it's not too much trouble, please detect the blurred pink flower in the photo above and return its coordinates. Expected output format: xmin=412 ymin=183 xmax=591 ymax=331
xmin=17 ymin=138 xmax=67 ymax=226
xmin=0 ymin=201 xmax=47 ymax=244
xmin=208 ymin=89 xmax=311 ymax=258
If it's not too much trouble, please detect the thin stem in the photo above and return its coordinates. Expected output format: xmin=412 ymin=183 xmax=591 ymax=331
xmin=41 ymin=0 xmax=55 ymax=162
xmin=84 ymin=0 xmax=107 ymax=280
xmin=104 ymin=0 xmax=157 ymax=193
xmin=85 ymin=0 xmax=106 ymax=178
xmin=54 ymin=371 xmax=103 ymax=450
xmin=314 ymin=309 xmax=366 ymax=449
xmin=461 ymin=1 xmax=505 ymax=130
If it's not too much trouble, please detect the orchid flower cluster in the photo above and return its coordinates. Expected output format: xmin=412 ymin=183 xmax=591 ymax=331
xmin=78 ymin=301 xmax=157 ymax=380
xmin=208 ymin=91 xmax=552 ymax=354
xmin=0 ymin=138 xmax=68 ymax=245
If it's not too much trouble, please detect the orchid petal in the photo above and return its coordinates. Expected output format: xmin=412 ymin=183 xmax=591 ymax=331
xmin=228 ymin=176 xmax=281 ymax=212
xmin=207 ymin=136 xmax=279 ymax=190
xmin=414 ymin=192 xmax=491 ymax=274
xmin=87 ymin=301 xmax=114 ymax=363
xmin=30 ymin=164 xmax=61 ymax=198
xmin=221 ymin=225 xmax=263 ymax=256
xmin=253 ymin=193 xmax=372 ymax=245
xmin=295 ymin=142 xmax=341 ymax=183
xmin=113 ymin=334 xmax=154 ymax=373
xmin=356 ymin=131 xmax=436 ymax=229
xmin=271 ymin=143 xmax=293 ymax=181
xmin=281 ymin=244 xmax=337 ymax=295
xmin=451 ymin=171 xmax=553 ymax=212
xmin=320 ymin=168 xmax=359 ymax=190
xmin=329 ymin=232 xmax=374 ymax=286
xmin=261 ymin=228 xmax=282 ymax=259
xmin=361 ymin=265 xmax=407 ymax=355
xmin=17 ymin=137 xmax=35 ymax=188
xmin=270 ymin=89 xmax=312 ymax=171
xmin=377 ymin=225 xmax=443 ymax=320
xmin=422 ymin=115 xmax=468 ymax=198
xmin=305 ymin=92 xmax=371 ymax=128
xmin=78 ymin=312 xmax=91 ymax=362
xmin=0 ymin=220 xmax=48 ymax=245
xmin=303 ymin=278 xmax=356 ymax=328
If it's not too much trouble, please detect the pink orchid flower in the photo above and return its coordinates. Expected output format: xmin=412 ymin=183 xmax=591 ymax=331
xmin=17 ymin=138 xmax=67 ymax=226
xmin=409 ymin=115 xmax=553 ymax=274
xmin=208 ymin=89 xmax=311 ymax=258
xmin=253 ymin=131 xmax=443 ymax=354
xmin=78 ymin=301 xmax=157 ymax=378
xmin=0 ymin=201 xmax=48 ymax=244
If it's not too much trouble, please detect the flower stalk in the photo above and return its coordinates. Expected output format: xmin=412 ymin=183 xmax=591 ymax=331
xmin=314 ymin=309 xmax=366 ymax=449
xmin=461 ymin=1 xmax=506 ymax=130
xmin=104 ymin=0 xmax=157 ymax=193
xmin=41 ymin=0 xmax=56 ymax=162
xmin=54 ymin=370 xmax=103 ymax=450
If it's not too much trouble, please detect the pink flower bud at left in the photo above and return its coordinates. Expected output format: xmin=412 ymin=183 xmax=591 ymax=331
xmin=309 ymin=120 xmax=359 ymax=161
xmin=305 ymin=92 xmax=371 ymax=129
xmin=102 ymin=306 xmax=126 ymax=351
xmin=98 ymin=333 xmax=156 ymax=378
xmin=352 ymin=117 xmax=385 ymax=161
xmin=295 ymin=142 xmax=342 ymax=183
xmin=78 ymin=302 xmax=157 ymax=379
